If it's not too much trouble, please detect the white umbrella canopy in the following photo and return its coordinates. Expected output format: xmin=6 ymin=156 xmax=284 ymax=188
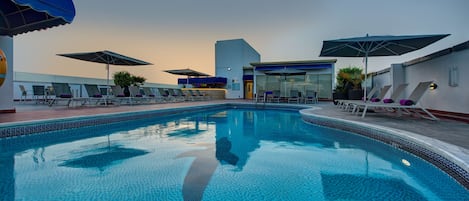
xmin=320 ymin=34 xmax=450 ymax=100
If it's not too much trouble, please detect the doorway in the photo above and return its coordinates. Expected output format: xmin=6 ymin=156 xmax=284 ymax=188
xmin=244 ymin=81 xmax=253 ymax=99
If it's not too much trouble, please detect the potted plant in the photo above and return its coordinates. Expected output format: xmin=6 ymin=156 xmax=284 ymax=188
xmin=338 ymin=67 xmax=364 ymax=100
xmin=113 ymin=71 xmax=146 ymax=96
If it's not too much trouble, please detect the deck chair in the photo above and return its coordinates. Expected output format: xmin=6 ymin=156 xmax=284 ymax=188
xmin=304 ymin=90 xmax=318 ymax=104
xmin=341 ymin=85 xmax=391 ymax=111
xmin=256 ymin=90 xmax=266 ymax=102
xmin=18 ymin=85 xmax=28 ymax=102
xmin=187 ymin=89 xmax=201 ymax=101
xmin=128 ymin=86 xmax=147 ymax=104
xmin=288 ymin=89 xmax=300 ymax=103
xmin=49 ymin=83 xmax=85 ymax=107
xmin=195 ymin=90 xmax=209 ymax=100
xmin=352 ymin=84 xmax=407 ymax=114
xmin=336 ymin=86 xmax=379 ymax=109
xmin=358 ymin=81 xmax=437 ymax=120
xmin=32 ymin=85 xmax=46 ymax=104
xmin=110 ymin=85 xmax=130 ymax=105
xmin=142 ymin=87 xmax=162 ymax=103
xmin=267 ymin=90 xmax=280 ymax=103
xmin=84 ymin=84 xmax=107 ymax=105
xmin=157 ymin=88 xmax=172 ymax=102
xmin=174 ymin=89 xmax=188 ymax=101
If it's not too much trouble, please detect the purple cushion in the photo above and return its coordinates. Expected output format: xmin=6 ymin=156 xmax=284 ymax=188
xmin=383 ymin=98 xmax=394 ymax=103
xmin=370 ymin=98 xmax=380 ymax=102
xmin=399 ymin=99 xmax=414 ymax=106
xmin=136 ymin=94 xmax=143 ymax=97
xmin=149 ymin=94 xmax=155 ymax=97
xmin=60 ymin=94 xmax=72 ymax=98
xmin=117 ymin=94 xmax=125 ymax=97
xmin=92 ymin=94 xmax=103 ymax=98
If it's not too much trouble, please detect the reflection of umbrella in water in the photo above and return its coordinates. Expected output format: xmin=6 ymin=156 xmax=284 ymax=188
xmin=57 ymin=50 xmax=152 ymax=98
xmin=59 ymin=136 xmax=148 ymax=171
xmin=265 ymin=67 xmax=306 ymax=96
xmin=320 ymin=34 xmax=450 ymax=100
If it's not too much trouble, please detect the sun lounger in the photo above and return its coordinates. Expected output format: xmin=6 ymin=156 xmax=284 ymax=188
xmin=288 ymin=89 xmax=300 ymax=103
xmin=351 ymin=84 xmax=407 ymax=114
xmin=49 ymin=82 xmax=86 ymax=107
xmin=337 ymin=86 xmax=379 ymax=109
xmin=267 ymin=90 xmax=280 ymax=103
xmin=195 ymin=89 xmax=209 ymax=100
xmin=187 ymin=89 xmax=201 ymax=101
xmin=84 ymin=84 xmax=108 ymax=105
xmin=341 ymin=85 xmax=391 ymax=111
xmin=142 ymin=87 xmax=163 ymax=103
xmin=304 ymin=90 xmax=318 ymax=104
xmin=157 ymin=88 xmax=172 ymax=102
xmin=357 ymin=81 xmax=437 ymax=120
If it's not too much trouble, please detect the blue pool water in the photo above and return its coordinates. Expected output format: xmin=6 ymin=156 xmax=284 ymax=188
xmin=0 ymin=109 xmax=468 ymax=201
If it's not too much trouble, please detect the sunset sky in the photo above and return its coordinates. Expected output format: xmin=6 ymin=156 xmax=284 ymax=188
xmin=12 ymin=0 xmax=469 ymax=85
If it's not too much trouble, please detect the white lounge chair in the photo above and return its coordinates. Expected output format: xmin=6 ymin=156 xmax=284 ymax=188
xmin=357 ymin=81 xmax=438 ymax=120
xmin=49 ymin=82 xmax=86 ymax=107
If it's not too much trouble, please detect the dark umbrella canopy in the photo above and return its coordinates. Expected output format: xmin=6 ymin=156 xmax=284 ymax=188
xmin=164 ymin=68 xmax=210 ymax=77
xmin=58 ymin=50 xmax=152 ymax=66
xmin=319 ymin=34 xmax=449 ymax=100
xmin=57 ymin=50 xmax=152 ymax=97
xmin=320 ymin=34 xmax=450 ymax=57
xmin=0 ymin=0 xmax=76 ymax=36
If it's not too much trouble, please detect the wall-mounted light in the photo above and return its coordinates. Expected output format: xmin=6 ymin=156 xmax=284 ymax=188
xmin=429 ymin=83 xmax=438 ymax=90
xmin=227 ymin=67 xmax=231 ymax=71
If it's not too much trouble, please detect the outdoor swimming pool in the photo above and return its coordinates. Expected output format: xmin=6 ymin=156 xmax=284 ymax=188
xmin=1 ymin=108 xmax=468 ymax=200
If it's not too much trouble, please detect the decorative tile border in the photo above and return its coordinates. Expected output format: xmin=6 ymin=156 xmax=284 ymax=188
xmin=300 ymin=108 xmax=469 ymax=190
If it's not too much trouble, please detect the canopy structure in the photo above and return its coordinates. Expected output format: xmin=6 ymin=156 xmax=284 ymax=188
xmin=0 ymin=0 xmax=76 ymax=36
xmin=320 ymin=34 xmax=450 ymax=100
xmin=57 ymin=50 xmax=152 ymax=97
xmin=164 ymin=68 xmax=210 ymax=77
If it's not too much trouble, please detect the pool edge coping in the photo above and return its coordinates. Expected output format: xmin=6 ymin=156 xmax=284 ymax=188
xmin=300 ymin=106 xmax=469 ymax=189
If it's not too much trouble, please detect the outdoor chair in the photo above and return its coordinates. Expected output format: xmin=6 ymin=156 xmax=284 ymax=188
xmin=18 ymin=85 xmax=28 ymax=102
xmin=288 ymin=89 xmax=300 ymax=103
xmin=256 ymin=90 xmax=266 ymax=102
xmin=267 ymin=90 xmax=280 ymax=103
xmin=49 ymin=82 xmax=86 ymax=107
xmin=351 ymin=84 xmax=407 ymax=114
xmin=174 ymin=89 xmax=188 ymax=101
xmin=187 ymin=89 xmax=201 ymax=101
xmin=340 ymin=85 xmax=390 ymax=111
xmin=128 ymin=86 xmax=148 ymax=104
xmin=304 ymin=90 xmax=318 ymax=104
xmin=84 ymin=84 xmax=107 ymax=105
xmin=195 ymin=89 xmax=209 ymax=100
xmin=142 ymin=87 xmax=163 ymax=103
xmin=157 ymin=88 xmax=172 ymax=102
xmin=32 ymin=85 xmax=47 ymax=104
xmin=356 ymin=81 xmax=437 ymax=120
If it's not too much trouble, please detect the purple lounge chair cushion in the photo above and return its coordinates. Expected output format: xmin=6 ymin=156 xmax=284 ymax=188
xmin=149 ymin=94 xmax=155 ymax=97
xmin=136 ymin=94 xmax=143 ymax=97
xmin=60 ymin=94 xmax=72 ymax=98
xmin=370 ymin=98 xmax=380 ymax=102
xmin=93 ymin=94 xmax=103 ymax=98
xmin=399 ymin=99 xmax=414 ymax=106
xmin=383 ymin=98 xmax=394 ymax=103
xmin=117 ymin=94 xmax=125 ymax=97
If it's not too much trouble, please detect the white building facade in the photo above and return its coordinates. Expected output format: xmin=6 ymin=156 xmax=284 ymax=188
xmin=215 ymin=39 xmax=260 ymax=99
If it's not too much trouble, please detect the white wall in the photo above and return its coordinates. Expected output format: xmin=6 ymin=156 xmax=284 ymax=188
xmin=403 ymin=49 xmax=468 ymax=113
xmin=0 ymin=36 xmax=14 ymax=112
xmin=215 ymin=39 xmax=260 ymax=99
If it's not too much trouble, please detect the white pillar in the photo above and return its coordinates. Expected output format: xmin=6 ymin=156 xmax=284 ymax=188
xmin=0 ymin=36 xmax=14 ymax=112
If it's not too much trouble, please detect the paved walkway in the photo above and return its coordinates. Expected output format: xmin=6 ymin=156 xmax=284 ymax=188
xmin=2 ymin=100 xmax=468 ymax=151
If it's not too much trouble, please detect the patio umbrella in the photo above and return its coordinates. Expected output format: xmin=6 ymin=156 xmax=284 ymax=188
xmin=265 ymin=67 xmax=306 ymax=97
xmin=0 ymin=0 xmax=76 ymax=36
xmin=319 ymin=34 xmax=450 ymax=100
xmin=164 ymin=68 xmax=210 ymax=86
xmin=57 ymin=50 xmax=152 ymax=96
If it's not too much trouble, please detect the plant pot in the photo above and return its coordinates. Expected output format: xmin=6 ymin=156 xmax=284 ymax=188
xmin=348 ymin=89 xmax=363 ymax=100
xmin=332 ymin=91 xmax=348 ymax=105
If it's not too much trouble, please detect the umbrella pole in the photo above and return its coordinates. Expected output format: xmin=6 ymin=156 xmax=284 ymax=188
xmin=106 ymin=63 xmax=110 ymax=106
xmin=364 ymin=53 xmax=368 ymax=102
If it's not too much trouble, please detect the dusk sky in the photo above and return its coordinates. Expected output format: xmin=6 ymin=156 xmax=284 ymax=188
xmin=13 ymin=0 xmax=469 ymax=85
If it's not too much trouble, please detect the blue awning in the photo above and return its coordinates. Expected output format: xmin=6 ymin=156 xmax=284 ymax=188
xmin=178 ymin=77 xmax=227 ymax=85
xmin=255 ymin=64 xmax=332 ymax=71
xmin=0 ymin=0 xmax=76 ymax=36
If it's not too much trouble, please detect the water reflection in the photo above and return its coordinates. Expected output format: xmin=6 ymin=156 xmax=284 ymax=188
xmin=59 ymin=145 xmax=148 ymax=171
